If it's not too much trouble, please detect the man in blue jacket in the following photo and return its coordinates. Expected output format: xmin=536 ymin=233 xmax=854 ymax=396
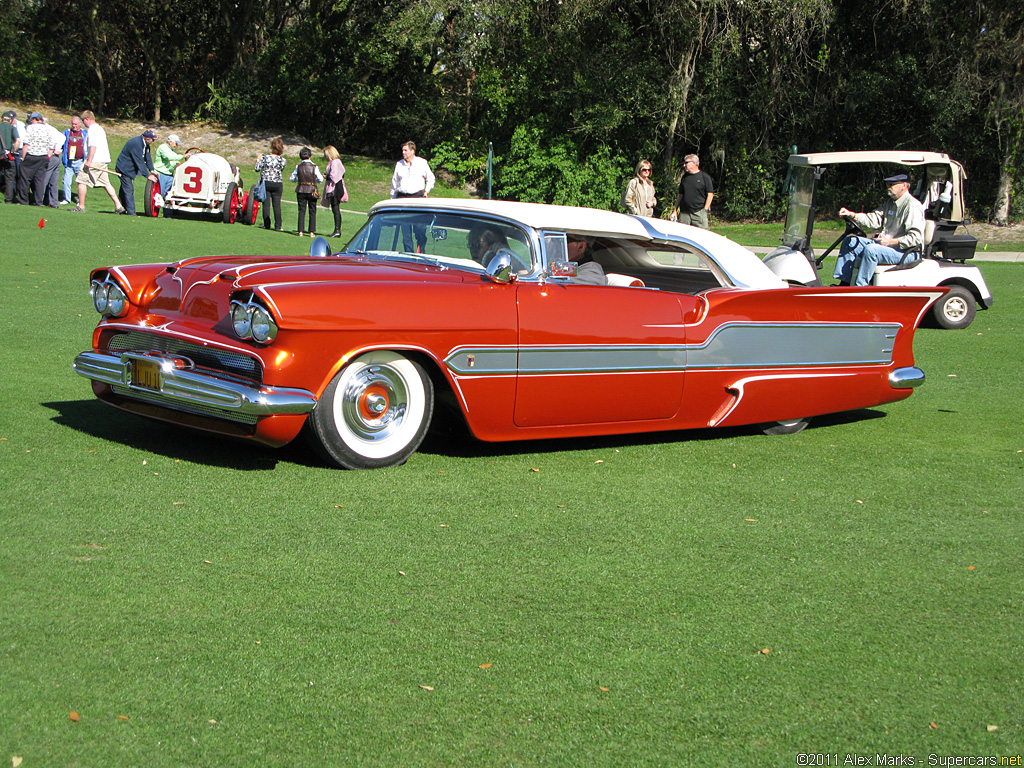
xmin=114 ymin=129 xmax=156 ymax=215
xmin=61 ymin=116 xmax=88 ymax=205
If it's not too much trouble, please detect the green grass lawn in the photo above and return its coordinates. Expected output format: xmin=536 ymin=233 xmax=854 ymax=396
xmin=1 ymin=191 xmax=1022 ymax=766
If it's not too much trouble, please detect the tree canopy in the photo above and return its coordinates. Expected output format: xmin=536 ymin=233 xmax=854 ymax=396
xmin=5 ymin=0 xmax=1021 ymax=222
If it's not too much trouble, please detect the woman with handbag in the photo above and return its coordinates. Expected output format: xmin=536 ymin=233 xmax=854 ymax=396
xmin=322 ymin=145 xmax=347 ymax=238
xmin=289 ymin=146 xmax=324 ymax=237
xmin=254 ymin=138 xmax=287 ymax=231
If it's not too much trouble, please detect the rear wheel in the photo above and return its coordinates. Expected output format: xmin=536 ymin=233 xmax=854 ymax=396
xmin=241 ymin=190 xmax=259 ymax=225
xmin=143 ymin=179 xmax=161 ymax=217
xmin=932 ymin=285 xmax=976 ymax=329
xmin=222 ymin=182 xmax=239 ymax=223
xmin=763 ymin=418 xmax=809 ymax=435
xmin=307 ymin=351 xmax=434 ymax=469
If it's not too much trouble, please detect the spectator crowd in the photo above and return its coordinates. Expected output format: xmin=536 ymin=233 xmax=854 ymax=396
xmin=1 ymin=108 xmax=351 ymax=237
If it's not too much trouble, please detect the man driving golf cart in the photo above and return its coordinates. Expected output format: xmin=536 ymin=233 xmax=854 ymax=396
xmin=762 ymin=151 xmax=993 ymax=329
xmin=833 ymin=172 xmax=925 ymax=286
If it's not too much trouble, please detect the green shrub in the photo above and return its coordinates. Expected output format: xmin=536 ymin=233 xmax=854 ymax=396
xmin=496 ymin=119 xmax=625 ymax=209
xmin=718 ymin=147 xmax=786 ymax=221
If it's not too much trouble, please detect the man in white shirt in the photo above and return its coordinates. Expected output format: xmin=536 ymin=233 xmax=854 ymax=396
xmin=72 ymin=110 xmax=124 ymax=213
xmin=389 ymin=141 xmax=435 ymax=252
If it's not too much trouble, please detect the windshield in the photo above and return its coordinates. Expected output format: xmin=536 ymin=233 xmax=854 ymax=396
xmin=782 ymin=165 xmax=817 ymax=243
xmin=345 ymin=210 xmax=535 ymax=274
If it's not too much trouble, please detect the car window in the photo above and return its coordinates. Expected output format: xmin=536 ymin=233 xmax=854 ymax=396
xmin=347 ymin=211 xmax=534 ymax=273
xmin=590 ymin=237 xmax=726 ymax=294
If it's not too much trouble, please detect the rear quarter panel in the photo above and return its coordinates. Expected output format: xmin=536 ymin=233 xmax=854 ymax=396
xmin=680 ymin=286 xmax=943 ymax=428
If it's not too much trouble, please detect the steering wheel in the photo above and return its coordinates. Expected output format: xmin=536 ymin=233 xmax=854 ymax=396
xmin=841 ymin=216 xmax=866 ymax=238
xmin=816 ymin=216 xmax=868 ymax=266
xmin=185 ymin=146 xmax=203 ymax=156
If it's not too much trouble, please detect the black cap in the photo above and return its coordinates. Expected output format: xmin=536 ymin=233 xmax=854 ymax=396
xmin=883 ymin=172 xmax=910 ymax=184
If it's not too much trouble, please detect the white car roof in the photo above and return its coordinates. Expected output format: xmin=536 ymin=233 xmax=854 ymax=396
xmin=371 ymin=197 xmax=654 ymax=238
xmin=370 ymin=197 xmax=785 ymax=289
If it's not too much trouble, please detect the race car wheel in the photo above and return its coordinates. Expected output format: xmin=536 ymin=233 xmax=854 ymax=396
xmin=308 ymin=351 xmax=434 ymax=470
xmin=223 ymin=182 xmax=239 ymax=223
xmin=932 ymin=285 xmax=976 ymax=330
xmin=241 ymin=191 xmax=259 ymax=225
xmin=143 ymin=179 xmax=161 ymax=217
xmin=763 ymin=418 xmax=809 ymax=435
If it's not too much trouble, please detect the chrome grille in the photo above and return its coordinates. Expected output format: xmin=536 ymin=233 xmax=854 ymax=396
xmin=106 ymin=330 xmax=262 ymax=382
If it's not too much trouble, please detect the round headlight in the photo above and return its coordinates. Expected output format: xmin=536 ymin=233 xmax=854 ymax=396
xmin=91 ymin=280 xmax=109 ymax=313
xmin=231 ymin=302 xmax=252 ymax=339
xmin=250 ymin=306 xmax=278 ymax=343
xmin=106 ymin=283 xmax=129 ymax=317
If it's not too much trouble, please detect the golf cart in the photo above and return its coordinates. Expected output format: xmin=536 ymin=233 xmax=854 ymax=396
xmin=762 ymin=151 xmax=993 ymax=329
xmin=143 ymin=149 xmax=259 ymax=224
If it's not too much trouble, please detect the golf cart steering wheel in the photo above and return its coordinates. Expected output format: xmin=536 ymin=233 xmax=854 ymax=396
xmin=841 ymin=215 xmax=867 ymax=238
xmin=815 ymin=216 xmax=868 ymax=267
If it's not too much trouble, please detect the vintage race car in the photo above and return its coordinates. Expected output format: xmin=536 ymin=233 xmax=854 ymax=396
xmin=143 ymin=150 xmax=258 ymax=224
xmin=74 ymin=198 xmax=943 ymax=469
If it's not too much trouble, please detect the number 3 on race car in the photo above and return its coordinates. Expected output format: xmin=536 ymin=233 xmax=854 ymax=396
xmin=182 ymin=166 xmax=203 ymax=194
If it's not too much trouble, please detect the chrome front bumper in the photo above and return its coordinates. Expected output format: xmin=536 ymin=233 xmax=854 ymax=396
xmin=74 ymin=350 xmax=317 ymax=417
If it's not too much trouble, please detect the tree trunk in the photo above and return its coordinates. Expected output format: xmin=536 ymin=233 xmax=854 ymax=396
xmin=153 ymin=68 xmax=162 ymax=122
xmin=93 ymin=63 xmax=105 ymax=115
xmin=991 ymin=151 xmax=1013 ymax=225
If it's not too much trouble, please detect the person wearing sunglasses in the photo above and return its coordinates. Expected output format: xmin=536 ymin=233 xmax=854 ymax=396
xmin=623 ymin=159 xmax=657 ymax=217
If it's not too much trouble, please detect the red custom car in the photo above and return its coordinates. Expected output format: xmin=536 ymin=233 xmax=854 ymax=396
xmin=74 ymin=198 xmax=943 ymax=469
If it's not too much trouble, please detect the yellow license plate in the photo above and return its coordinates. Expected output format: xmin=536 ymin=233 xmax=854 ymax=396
xmin=132 ymin=358 xmax=161 ymax=391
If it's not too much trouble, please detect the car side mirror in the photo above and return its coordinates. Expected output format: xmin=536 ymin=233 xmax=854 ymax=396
xmin=310 ymin=236 xmax=330 ymax=258
xmin=484 ymin=251 xmax=514 ymax=284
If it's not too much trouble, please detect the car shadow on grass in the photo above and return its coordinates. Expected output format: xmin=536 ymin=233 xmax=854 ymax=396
xmin=416 ymin=407 xmax=889 ymax=461
xmin=43 ymin=399 xmax=286 ymax=470
xmin=44 ymin=398 xmax=888 ymax=470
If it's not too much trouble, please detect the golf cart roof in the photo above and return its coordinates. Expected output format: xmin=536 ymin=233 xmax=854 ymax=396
xmin=788 ymin=151 xmax=965 ymax=175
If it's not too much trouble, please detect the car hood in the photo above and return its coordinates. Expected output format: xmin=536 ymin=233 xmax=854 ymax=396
xmin=170 ymin=253 xmax=476 ymax=290
xmin=116 ymin=253 xmax=479 ymax=330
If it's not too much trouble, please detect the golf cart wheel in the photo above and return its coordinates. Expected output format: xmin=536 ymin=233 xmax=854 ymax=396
xmin=763 ymin=418 xmax=809 ymax=435
xmin=143 ymin=179 xmax=161 ymax=217
xmin=223 ymin=182 xmax=239 ymax=223
xmin=241 ymin=190 xmax=259 ymax=225
xmin=307 ymin=351 xmax=434 ymax=470
xmin=933 ymin=285 xmax=976 ymax=330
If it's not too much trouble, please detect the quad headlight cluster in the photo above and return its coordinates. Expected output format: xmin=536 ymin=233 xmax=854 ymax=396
xmin=230 ymin=295 xmax=279 ymax=344
xmin=90 ymin=276 xmax=130 ymax=317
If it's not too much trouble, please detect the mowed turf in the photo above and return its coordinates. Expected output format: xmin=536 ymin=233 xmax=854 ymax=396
xmin=0 ymin=185 xmax=1021 ymax=766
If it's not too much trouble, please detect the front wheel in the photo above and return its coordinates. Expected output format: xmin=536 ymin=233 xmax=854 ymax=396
xmin=240 ymin=190 xmax=259 ymax=225
xmin=932 ymin=285 xmax=976 ymax=329
xmin=143 ymin=179 xmax=161 ymax=217
xmin=307 ymin=351 xmax=434 ymax=469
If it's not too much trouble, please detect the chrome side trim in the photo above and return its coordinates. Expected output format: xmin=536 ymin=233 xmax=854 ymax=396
xmin=444 ymin=323 xmax=900 ymax=376
xmin=889 ymin=366 xmax=925 ymax=389
xmin=74 ymin=350 xmax=316 ymax=416
xmin=687 ymin=322 xmax=899 ymax=368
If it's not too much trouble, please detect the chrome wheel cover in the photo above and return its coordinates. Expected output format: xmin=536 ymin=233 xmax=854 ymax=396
xmin=331 ymin=353 xmax=426 ymax=459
